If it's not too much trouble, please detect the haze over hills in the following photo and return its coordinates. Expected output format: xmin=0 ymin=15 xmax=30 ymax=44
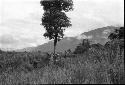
xmin=17 ymin=26 xmax=120 ymax=53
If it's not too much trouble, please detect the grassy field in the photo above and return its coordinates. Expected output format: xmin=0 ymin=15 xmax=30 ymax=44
xmin=0 ymin=40 xmax=124 ymax=84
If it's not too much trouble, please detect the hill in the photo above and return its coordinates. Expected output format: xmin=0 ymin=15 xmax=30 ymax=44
xmin=17 ymin=26 xmax=120 ymax=52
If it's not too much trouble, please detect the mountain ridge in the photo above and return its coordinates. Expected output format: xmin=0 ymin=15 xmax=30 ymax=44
xmin=16 ymin=26 xmax=120 ymax=53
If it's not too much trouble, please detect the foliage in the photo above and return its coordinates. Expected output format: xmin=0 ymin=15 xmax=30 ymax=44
xmin=40 ymin=0 xmax=73 ymax=54
xmin=108 ymin=27 xmax=124 ymax=40
xmin=40 ymin=0 xmax=73 ymax=12
xmin=74 ymin=39 xmax=91 ymax=54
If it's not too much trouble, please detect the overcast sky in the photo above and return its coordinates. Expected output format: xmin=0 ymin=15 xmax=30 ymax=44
xmin=0 ymin=0 xmax=124 ymax=50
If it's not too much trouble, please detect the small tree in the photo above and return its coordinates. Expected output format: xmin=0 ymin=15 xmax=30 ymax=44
xmin=40 ymin=0 xmax=73 ymax=56
xmin=74 ymin=39 xmax=91 ymax=54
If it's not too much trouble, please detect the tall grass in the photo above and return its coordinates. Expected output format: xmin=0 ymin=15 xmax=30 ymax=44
xmin=0 ymin=40 xmax=124 ymax=84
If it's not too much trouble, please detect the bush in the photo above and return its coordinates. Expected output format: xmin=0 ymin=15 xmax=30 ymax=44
xmin=74 ymin=39 xmax=91 ymax=54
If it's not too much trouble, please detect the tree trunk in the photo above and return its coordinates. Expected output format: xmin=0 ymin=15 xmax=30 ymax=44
xmin=54 ymin=38 xmax=57 ymax=54
xmin=52 ymin=36 xmax=57 ymax=64
xmin=54 ymin=41 xmax=56 ymax=56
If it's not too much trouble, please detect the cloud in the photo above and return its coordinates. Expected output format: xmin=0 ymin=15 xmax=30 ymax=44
xmin=0 ymin=34 xmax=18 ymax=45
xmin=0 ymin=12 xmax=48 ymax=50
xmin=76 ymin=34 xmax=93 ymax=40
xmin=65 ymin=0 xmax=124 ymax=37
xmin=0 ymin=34 xmax=19 ymax=50
xmin=0 ymin=21 xmax=45 ymax=50
xmin=0 ymin=34 xmax=45 ymax=50
xmin=103 ymin=29 xmax=111 ymax=34
xmin=102 ymin=29 xmax=112 ymax=39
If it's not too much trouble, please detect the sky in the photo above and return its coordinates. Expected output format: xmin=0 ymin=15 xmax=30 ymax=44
xmin=0 ymin=0 xmax=124 ymax=50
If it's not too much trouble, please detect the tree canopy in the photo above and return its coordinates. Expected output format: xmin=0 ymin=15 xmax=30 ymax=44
xmin=40 ymin=0 xmax=73 ymax=12
xmin=40 ymin=0 xmax=73 ymax=55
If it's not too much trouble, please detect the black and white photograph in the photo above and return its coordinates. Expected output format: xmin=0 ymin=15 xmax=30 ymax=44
xmin=0 ymin=0 xmax=124 ymax=84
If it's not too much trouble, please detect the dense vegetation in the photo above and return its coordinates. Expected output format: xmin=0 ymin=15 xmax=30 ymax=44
xmin=0 ymin=27 xmax=124 ymax=84
xmin=108 ymin=27 xmax=124 ymax=40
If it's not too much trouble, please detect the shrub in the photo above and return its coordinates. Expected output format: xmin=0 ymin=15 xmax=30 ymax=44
xmin=74 ymin=39 xmax=91 ymax=54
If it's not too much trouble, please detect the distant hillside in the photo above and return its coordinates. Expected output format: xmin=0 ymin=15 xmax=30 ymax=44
xmin=17 ymin=26 xmax=120 ymax=53
xmin=77 ymin=26 xmax=119 ymax=44
xmin=18 ymin=37 xmax=81 ymax=53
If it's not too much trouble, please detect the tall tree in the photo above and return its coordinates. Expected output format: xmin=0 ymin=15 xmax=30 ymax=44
xmin=40 ymin=0 xmax=73 ymax=55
